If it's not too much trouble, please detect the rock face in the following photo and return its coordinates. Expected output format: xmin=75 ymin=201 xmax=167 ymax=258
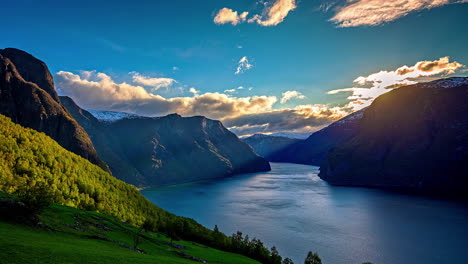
xmin=0 ymin=48 xmax=108 ymax=171
xmin=319 ymin=77 xmax=468 ymax=194
xmin=61 ymin=96 xmax=271 ymax=187
xmin=243 ymin=134 xmax=300 ymax=160
xmin=267 ymin=110 xmax=364 ymax=165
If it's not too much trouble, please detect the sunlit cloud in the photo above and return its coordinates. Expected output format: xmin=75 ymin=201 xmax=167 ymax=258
xmin=330 ymin=0 xmax=468 ymax=27
xmin=248 ymin=0 xmax=297 ymax=26
xmin=327 ymin=57 xmax=465 ymax=110
xmin=214 ymin=0 xmax=296 ymax=27
xmin=235 ymin=56 xmax=253 ymax=75
xmin=280 ymin=90 xmax=305 ymax=104
xmin=214 ymin=7 xmax=249 ymax=25
xmin=224 ymin=86 xmax=245 ymax=94
xmin=189 ymin=87 xmax=200 ymax=96
xmin=55 ymin=70 xmax=348 ymax=136
xmin=130 ymin=72 xmax=176 ymax=91
xmin=224 ymin=104 xmax=348 ymax=136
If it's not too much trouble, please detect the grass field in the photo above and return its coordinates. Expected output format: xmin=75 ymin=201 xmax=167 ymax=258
xmin=0 ymin=198 xmax=259 ymax=264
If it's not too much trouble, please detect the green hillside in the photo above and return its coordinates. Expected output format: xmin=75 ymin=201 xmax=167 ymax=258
xmin=0 ymin=114 xmax=291 ymax=263
xmin=0 ymin=193 xmax=259 ymax=264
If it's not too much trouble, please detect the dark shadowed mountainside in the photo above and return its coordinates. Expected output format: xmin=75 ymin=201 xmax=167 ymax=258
xmin=243 ymin=134 xmax=300 ymax=160
xmin=320 ymin=77 xmax=468 ymax=194
xmin=265 ymin=109 xmax=364 ymax=165
xmin=0 ymin=48 xmax=108 ymax=171
xmin=61 ymin=96 xmax=271 ymax=187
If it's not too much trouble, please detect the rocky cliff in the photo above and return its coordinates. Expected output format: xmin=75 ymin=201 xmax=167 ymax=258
xmin=319 ymin=77 xmax=468 ymax=194
xmin=0 ymin=48 xmax=108 ymax=171
xmin=61 ymin=96 xmax=271 ymax=187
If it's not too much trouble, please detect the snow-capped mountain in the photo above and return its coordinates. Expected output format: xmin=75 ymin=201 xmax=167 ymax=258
xmin=87 ymin=110 xmax=140 ymax=122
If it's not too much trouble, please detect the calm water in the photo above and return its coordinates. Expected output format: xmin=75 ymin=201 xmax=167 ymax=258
xmin=141 ymin=163 xmax=468 ymax=264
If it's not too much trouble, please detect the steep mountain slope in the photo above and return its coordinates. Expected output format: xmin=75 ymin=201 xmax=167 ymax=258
xmin=320 ymin=77 xmax=468 ymax=194
xmin=0 ymin=48 xmax=107 ymax=171
xmin=243 ymin=134 xmax=300 ymax=160
xmin=267 ymin=110 xmax=364 ymax=165
xmin=61 ymin=96 xmax=271 ymax=187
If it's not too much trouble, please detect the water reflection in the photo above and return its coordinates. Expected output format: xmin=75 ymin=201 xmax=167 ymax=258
xmin=142 ymin=163 xmax=468 ymax=264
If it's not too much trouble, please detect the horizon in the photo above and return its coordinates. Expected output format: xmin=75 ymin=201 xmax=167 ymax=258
xmin=2 ymin=0 xmax=468 ymax=136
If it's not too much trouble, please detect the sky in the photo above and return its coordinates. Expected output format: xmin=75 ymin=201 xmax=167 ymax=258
xmin=2 ymin=0 xmax=468 ymax=136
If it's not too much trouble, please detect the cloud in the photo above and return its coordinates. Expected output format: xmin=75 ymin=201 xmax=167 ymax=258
xmin=330 ymin=0 xmax=468 ymax=27
xmin=214 ymin=0 xmax=296 ymax=27
xmin=327 ymin=56 xmax=465 ymax=110
xmin=224 ymin=86 xmax=245 ymax=94
xmin=235 ymin=56 xmax=253 ymax=75
xmin=55 ymin=70 xmax=349 ymax=136
xmin=224 ymin=104 xmax=348 ymax=136
xmin=214 ymin=8 xmax=249 ymax=25
xmin=189 ymin=87 xmax=200 ymax=95
xmin=55 ymin=70 xmax=277 ymax=120
xmin=280 ymin=90 xmax=305 ymax=104
xmin=248 ymin=0 xmax=297 ymax=26
xmin=130 ymin=72 xmax=176 ymax=91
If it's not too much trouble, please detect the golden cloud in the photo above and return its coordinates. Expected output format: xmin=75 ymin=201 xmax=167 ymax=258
xmin=330 ymin=0 xmax=467 ymax=27
xmin=214 ymin=8 xmax=249 ymax=25
xmin=327 ymin=57 xmax=465 ymax=110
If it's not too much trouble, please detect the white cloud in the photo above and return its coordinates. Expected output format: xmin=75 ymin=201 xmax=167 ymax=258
xmin=235 ymin=56 xmax=253 ymax=75
xmin=248 ymin=0 xmax=297 ymax=26
xmin=214 ymin=0 xmax=296 ymax=27
xmin=327 ymin=56 xmax=465 ymax=110
xmin=280 ymin=90 xmax=305 ymax=104
xmin=189 ymin=87 xmax=200 ymax=95
xmin=55 ymin=71 xmax=277 ymax=120
xmin=330 ymin=0 xmax=468 ymax=27
xmin=55 ymin=70 xmax=350 ymax=136
xmin=214 ymin=8 xmax=249 ymax=25
xmin=130 ymin=72 xmax=176 ymax=91
xmin=224 ymin=86 xmax=246 ymax=94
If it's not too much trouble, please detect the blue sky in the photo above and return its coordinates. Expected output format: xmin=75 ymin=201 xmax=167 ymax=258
xmin=2 ymin=0 xmax=468 ymax=135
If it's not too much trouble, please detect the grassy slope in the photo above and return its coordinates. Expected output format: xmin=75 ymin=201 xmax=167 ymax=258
xmin=0 ymin=197 xmax=259 ymax=264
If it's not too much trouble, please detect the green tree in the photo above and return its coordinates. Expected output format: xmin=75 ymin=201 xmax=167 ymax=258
xmin=283 ymin=258 xmax=294 ymax=264
xmin=304 ymin=251 xmax=322 ymax=264
xmin=270 ymin=246 xmax=283 ymax=264
xmin=14 ymin=181 xmax=53 ymax=214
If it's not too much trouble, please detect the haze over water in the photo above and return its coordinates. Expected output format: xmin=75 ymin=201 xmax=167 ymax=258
xmin=142 ymin=163 xmax=468 ymax=264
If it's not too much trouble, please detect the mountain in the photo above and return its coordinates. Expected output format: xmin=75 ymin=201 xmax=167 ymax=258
xmin=319 ymin=77 xmax=468 ymax=194
xmin=87 ymin=109 xmax=139 ymax=122
xmin=266 ymin=109 xmax=364 ymax=165
xmin=60 ymin=96 xmax=271 ymax=187
xmin=268 ymin=132 xmax=311 ymax=139
xmin=243 ymin=134 xmax=300 ymax=160
xmin=0 ymin=48 xmax=108 ymax=171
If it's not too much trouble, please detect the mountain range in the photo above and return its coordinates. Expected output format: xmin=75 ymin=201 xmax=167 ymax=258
xmin=61 ymin=96 xmax=270 ymax=187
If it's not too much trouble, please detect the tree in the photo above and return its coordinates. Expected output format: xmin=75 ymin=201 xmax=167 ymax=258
xmin=133 ymin=219 xmax=155 ymax=248
xmin=304 ymin=251 xmax=322 ymax=264
xmin=283 ymin=258 xmax=294 ymax=264
xmin=14 ymin=182 xmax=53 ymax=214
xmin=270 ymin=246 xmax=283 ymax=264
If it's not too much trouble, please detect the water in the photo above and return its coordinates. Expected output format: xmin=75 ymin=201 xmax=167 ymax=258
xmin=141 ymin=163 xmax=468 ymax=264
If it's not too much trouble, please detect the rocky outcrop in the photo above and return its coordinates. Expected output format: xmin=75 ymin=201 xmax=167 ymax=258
xmin=319 ymin=77 xmax=468 ymax=194
xmin=0 ymin=48 xmax=108 ymax=171
xmin=267 ymin=109 xmax=364 ymax=165
xmin=243 ymin=134 xmax=300 ymax=160
xmin=61 ymin=96 xmax=271 ymax=187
